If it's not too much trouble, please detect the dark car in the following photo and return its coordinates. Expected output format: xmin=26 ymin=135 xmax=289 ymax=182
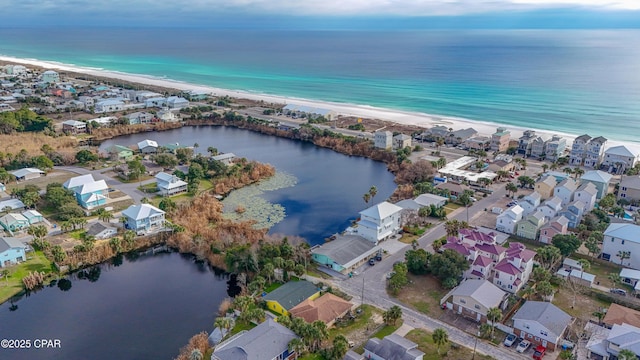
xmin=368 ymin=258 xmax=375 ymax=266
xmin=375 ymin=254 xmax=382 ymax=261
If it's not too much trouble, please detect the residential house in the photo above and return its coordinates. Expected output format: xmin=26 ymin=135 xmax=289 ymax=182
xmin=618 ymin=176 xmax=640 ymax=204
xmin=518 ymin=130 xmax=537 ymax=156
xmin=144 ymin=97 xmax=167 ymax=108
xmin=10 ymin=168 xmax=44 ymax=181
xmin=603 ymin=303 xmax=640 ymax=329
xmin=441 ymin=279 xmax=507 ymax=323
xmin=155 ymin=172 xmax=188 ymax=196
xmin=574 ymin=182 xmax=598 ymax=211
xmin=86 ymin=222 xmax=118 ymax=240
xmin=558 ymin=200 xmax=586 ymax=229
xmin=63 ymin=174 xmax=109 ymax=209
xmin=374 ymin=131 xmax=393 ymax=150
xmin=212 ymin=153 xmax=237 ymax=166
xmin=544 ymin=135 xmax=567 ymax=162
xmin=62 ymin=120 xmax=87 ymax=134
xmin=520 ymin=192 xmax=542 ymax=217
xmin=490 ymin=127 xmax=511 ymax=152
xmin=0 ymin=199 xmax=25 ymax=212
xmin=0 ymin=213 xmax=29 ymax=232
xmin=132 ymin=90 xmax=163 ymax=103
xmin=0 ymin=236 xmax=27 ymax=268
xmin=448 ymin=128 xmax=478 ymax=145
xmin=512 ymin=301 xmax=573 ymax=351
xmin=94 ymin=99 xmax=125 ymax=113
xmin=122 ymin=204 xmax=166 ymax=234
xmin=603 ymin=145 xmax=638 ymax=174
xmin=22 ymin=210 xmax=44 ymax=225
xmin=496 ymin=205 xmax=524 ymax=234
xmin=602 ymin=223 xmax=640 ymax=268
xmin=137 ymin=139 xmax=158 ymax=154
xmin=78 ymin=95 xmax=96 ymax=110
xmin=516 ymin=209 xmax=546 ymax=240
xmin=413 ymin=193 xmax=448 ymax=208
xmin=282 ymin=104 xmax=335 ymax=120
xmin=488 ymin=159 xmax=515 ymax=174
xmin=570 ymin=134 xmax=592 ymax=166
xmin=107 ymin=145 xmax=134 ymax=161
xmin=289 ymin=292 xmax=353 ymax=327
xmin=464 ymin=136 xmax=491 ymax=150
xmin=587 ymin=322 xmax=640 ymax=360
xmin=537 ymin=196 xmax=563 ymax=220
xmin=356 ymin=201 xmax=403 ymax=244
xmin=530 ymin=136 xmax=548 ymax=159
xmin=393 ymin=134 xmax=412 ymax=150
xmin=165 ymin=96 xmax=189 ymax=109
xmin=619 ymin=269 xmax=640 ymax=293
xmin=125 ymin=111 xmax=154 ymax=125
xmin=211 ymin=318 xmax=299 ymax=360
xmin=535 ymin=175 xmax=557 ymax=200
xmin=41 ymin=70 xmax=60 ymax=83
xmin=554 ymin=178 xmax=578 ymax=207
xmin=157 ymin=108 xmax=177 ymax=122
xmin=0 ymin=103 xmax=15 ymax=112
xmin=262 ymin=280 xmax=320 ymax=316
xmin=584 ymin=136 xmax=608 ymax=168
xmin=434 ymin=182 xmax=466 ymax=198
xmin=492 ymin=242 xmax=537 ymax=293
xmin=580 ymin=170 xmax=613 ymax=199
xmin=363 ymin=334 xmax=425 ymax=360
xmin=311 ymin=235 xmax=381 ymax=274
xmin=538 ymin=216 xmax=569 ymax=244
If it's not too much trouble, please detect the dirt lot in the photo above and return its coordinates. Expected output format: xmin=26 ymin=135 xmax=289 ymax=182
xmin=395 ymin=274 xmax=448 ymax=316
xmin=552 ymin=286 xmax=609 ymax=320
xmin=6 ymin=170 xmax=76 ymax=191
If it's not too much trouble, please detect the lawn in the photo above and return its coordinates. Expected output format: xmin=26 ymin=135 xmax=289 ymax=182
xmin=372 ymin=321 xmax=403 ymax=339
xmin=406 ymin=329 xmax=494 ymax=360
xmin=552 ymin=282 xmax=610 ymax=319
xmin=0 ymin=251 xmax=54 ymax=304
xmin=394 ymin=274 xmax=447 ymax=316
xmin=228 ymin=319 xmax=256 ymax=336
xmin=443 ymin=203 xmax=461 ymax=214
xmin=572 ymin=253 xmax=622 ymax=289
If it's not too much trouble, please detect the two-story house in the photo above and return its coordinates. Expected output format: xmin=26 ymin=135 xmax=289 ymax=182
xmin=62 ymin=120 xmax=87 ymax=134
xmin=587 ymin=322 xmax=640 ymax=360
xmin=520 ymin=192 xmax=542 ymax=217
xmin=513 ymin=301 xmax=572 ymax=351
xmin=441 ymin=279 xmax=507 ymax=323
xmin=558 ymin=200 xmax=586 ymax=229
xmin=570 ymin=134 xmax=592 ymax=166
xmin=584 ymin=136 xmax=608 ymax=168
xmin=361 ymin=334 xmax=425 ymax=360
xmin=155 ymin=172 xmax=188 ymax=196
xmin=356 ymin=201 xmax=403 ymax=244
xmin=122 ymin=204 xmax=166 ymax=235
xmin=492 ymin=242 xmax=536 ymax=293
xmin=0 ymin=236 xmax=27 ymax=268
xmin=603 ymin=145 xmax=638 ymax=174
xmin=393 ymin=134 xmax=412 ymax=150
xmin=602 ymin=223 xmax=640 ymax=269
xmin=574 ymin=182 xmax=598 ymax=211
xmin=137 ymin=139 xmax=158 ymax=154
xmin=0 ymin=213 xmax=29 ymax=233
xmin=516 ymin=209 xmax=546 ymax=240
xmin=535 ymin=176 xmax=557 ymax=200
xmin=580 ymin=170 xmax=613 ymax=199
xmin=618 ymin=176 xmax=640 ymax=204
xmin=554 ymin=178 xmax=578 ymax=207
xmin=538 ymin=216 xmax=569 ymax=244
xmin=496 ymin=205 xmax=524 ymax=234
xmin=63 ymin=174 xmax=109 ymax=209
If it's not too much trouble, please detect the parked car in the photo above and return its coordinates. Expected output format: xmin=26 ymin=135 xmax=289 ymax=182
xmin=533 ymin=345 xmax=546 ymax=360
xmin=375 ymin=254 xmax=382 ymax=261
xmin=368 ymin=258 xmax=376 ymax=266
xmin=516 ymin=340 xmax=531 ymax=353
xmin=503 ymin=334 xmax=517 ymax=347
xmin=610 ymin=288 xmax=627 ymax=296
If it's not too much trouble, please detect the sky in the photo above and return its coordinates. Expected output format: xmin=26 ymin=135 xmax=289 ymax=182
xmin=1 ymin=0 xmax=639 ymax=28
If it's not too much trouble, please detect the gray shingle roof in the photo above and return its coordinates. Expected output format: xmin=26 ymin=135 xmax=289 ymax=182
xmin=0 ymin=237 xmax=27 ymax=253
xmin=513 ymin=301 xmax=572 ymax=338
xmin=262 ymin=281 xmax=319 ymax=311
xmin=312 ymin=235 xmax=379 ymax=267
xmin=212 ymin=318 xmax=297 ymax=360
xmin=364 ymin=334 xmax=424 ymax=360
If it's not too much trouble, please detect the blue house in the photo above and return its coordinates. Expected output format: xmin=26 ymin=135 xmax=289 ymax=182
xmin=122 ymin=204 xmax=165 ymax=234
xmin=0 ymin=237 xmax=27 ymax=268
xmin=558 ymin=200 xmax=586 ymax=229
xmin=63 ymin=174 xmax=109 ymax=209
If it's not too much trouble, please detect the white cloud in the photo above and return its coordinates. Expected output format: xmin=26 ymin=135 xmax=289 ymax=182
xmin=2 ymin=0 xmax=639 ymax=17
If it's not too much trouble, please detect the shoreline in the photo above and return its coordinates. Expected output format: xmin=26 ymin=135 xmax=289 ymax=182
xmin=2 ymin=54 xmax=639 ymax=154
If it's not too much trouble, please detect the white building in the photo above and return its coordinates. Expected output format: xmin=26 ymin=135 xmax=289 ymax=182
xmin=553 ymin=178 xmax=578 ymax=207
xmin=166 ymin=96 xmax=189 ymax=109
xmin=94 ymin=99 xmax=125 ymax=113
xmin=520 ymin=192 xmax=541 ymax=217
xmin=41 ymin=70 xmax=60 ymax=84
xmin=496 ymin=205 xmax=524 ymax=234
xmin=574 ymin=182 xmax=598 ymax=211
xmin=155 ymin=172 xmax=188 ymax=196
xmin=137 ymin=139 xmax=159 ymax=154
xmin=374 ymin=131 xmax=392 ymax=150
xmin=537 ymin=196 xmax=563 ymax=220
xmin=602 ymin=145 xmax=638 ymax=174
xmin=602 ymin=223 xmax=640 ymax=269
xmin=356 ymin=201 xmax=403 ymax=244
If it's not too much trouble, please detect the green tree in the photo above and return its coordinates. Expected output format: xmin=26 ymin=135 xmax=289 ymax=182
xmin=598 ymin=194 xmax=616 ymax=212
xmin=404 ymin=249 xmax=430 ymax=275
xmin=505 ymin=182 xmax=518 ymax=197
xmin=432 ymin=328 xmax=449 ymax=355
xmin=51 ymin=245 xmax=66 ymax=263
xmin=536 ymin=280 xmax=554 ymax=301
xmin=153 ymin=153 xmax=178 ymax=169
xmin=609 ymin=272 xmax=622 ymax=289
xmin=32 ymin=155 xmax=54 ymax=170
xmin=429 ymin=250 xmax=469 ymax=287
xmin=585 ymin=235 xmax=601 ymax=258
xmin=617 ymin=250 xmax=631 ymax=265
xmin=158 ymin=197 xmax=177 ymax=212
xmin=330 ymin=335 xmax=350 ymax=360
xmin=383 ymin=305 xmax=403 ymax=326
xmin=27 ymin=224 xmax=47 ymax=239
xmin=127 ymin=158 xmax=146 ymax=180
xmin=487 ymin=307 xmax=502 ymax=339
xmin=109 ymin=237 xmax=122 ymax=254
xmin=388 ymin=262 xmax=409 ymax=295
xmin=1 ymin=269 xmax=9 ymax=286
xmin=288 ymin=338 xmax=306 ymax=357
xmin=618 ymin=349 xmax=637 ymax=360
xmin=75 ymin=149 xmax=99 ymax=163
xmin=536 ymin=246 xmax=563 ymax=271
xmin=552 ymin=234 xmax=582 ymax=257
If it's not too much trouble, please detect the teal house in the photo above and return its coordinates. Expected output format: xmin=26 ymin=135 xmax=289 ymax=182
xmin=0 ymin=213 xmax=29 ymax=233
xmin=0 ymin=237 xmax=27 ymax=268
xmin=63 ymin=174 xmax=110 ymax=210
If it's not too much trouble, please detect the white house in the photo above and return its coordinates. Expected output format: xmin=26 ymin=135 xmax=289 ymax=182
xmin=166 ymin=96 xmax=189 ymax=109
xmin=10 ymin=168 xmax=44 ymax=181
xmin=602 ymin=145 xmax=638 ymax=173
xmin=587 ymin=323 xmax=640 ymax=360
xmin=374 ymin=131 xmax=393 ymax=150
xmin=144 ymin=97 xmax=166 ymax=108
xmin=62 ymin=120 xmax=87 ymax=134
xmin=86 ymin=222 xmax=118 ymax=240
xmin=122 ymin=204 xmax=165 ymax=235
xmin=537 ymin=196 xmax=563 ymax=220
xmin=553 ymin=178 xmax=578 ymax=207
xmin=41 ymin=70 xmax=60 ymax=83
xmin=512 ymin=301 xmax=572 ymax=351
xmin=137 ymin=139 xmax=159 ymax=154
xmin=356 ymin=201 xmax=403 ymax=244
xmin=496 ymin=205 xmax=524 ymax=234
xmin=520 ymin=192 xmax=541 ymax=217
xmin=602 ymin=223 xmax=640 ymax=269
xmin=212 ymin=153 xmax=237 ymax=165
xmin=94 ymin=99 xmax=125 ymax=113
xmin=574 ymin=182 xmax=598 ymax=211
xmin=393 ymin=134 xmax=412 ymax=150
xmin=125 ymin=111 xmax=154 ymax=125
xmin=157 ymin=108 xmax=178 ymax=122
xmin=491 ymin=242 xmax=537 ymax=293
xmin=155 ymin=172 xmax=188 ymax=196
xmin=440 ymin=279 xmax=507 ymax=323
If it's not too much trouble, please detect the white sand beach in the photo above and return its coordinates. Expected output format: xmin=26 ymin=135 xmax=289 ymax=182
xmin=2 ymin=55 xmax=639 ymax=154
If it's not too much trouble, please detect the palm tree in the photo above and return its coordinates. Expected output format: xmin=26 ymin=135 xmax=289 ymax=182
xmin=609 ymin=273 xmax=623 ymax=289
xmin=288 ymin=338 xmax=306 ymax=357
xmin=618 ymin=349 xmax=637 ymax=360
xmin=444 ymin=219 xmax=461 ymax=237
xmin=27 ymin=224 xmax=47 ymax=239
xmin=310 ymin=320 xmax=329 ymax=352
xmin=262 ymin=263 xmax=275 ymax=284
xmin=487 ymin=307 xmax=502 ymax=339
xmin=332 ymin=335 xmax=350 ymax=359
xmin=207 ymin=146 xmax=218 ymax=156
xmin=432 ymin=328 xmax=449 ymax=355
xmin=617 ymin=250 xmax=631 ymax=265
xmin=592 ymin=310 xmax=605 ymax=325
xmin=541 ymin=164 xmax=549 ymax=173
xmin=573 ymin=167 xmax=584 ymax=180
xmin=505 ymin=182 xmax=518 ymax=198
xmin=536 ymin=280 xmax=554 ymax=301
xmin=383 ymin=305 xmax=403 ymax=326
xmin=563 ymin=167 xmax=573 ymax=177
xmin=189 ymin=349 xmax=203 ymax=360
xmin=233 ymin=295 xmax=254 ymax=314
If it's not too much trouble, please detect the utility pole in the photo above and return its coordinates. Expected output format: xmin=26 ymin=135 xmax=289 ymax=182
xmin=361 ymin=274 xmax=365 ymax=306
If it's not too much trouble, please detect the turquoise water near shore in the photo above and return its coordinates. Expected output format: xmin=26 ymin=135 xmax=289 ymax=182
xmin=1 ymin=28 xmax=639 ymax=142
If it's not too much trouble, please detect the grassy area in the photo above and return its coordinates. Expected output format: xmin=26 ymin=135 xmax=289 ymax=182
xmin=573 ymin=253 xmax=622 ymax=289
xmin=265 ymin=282 xmax=283 ymax=293
xmin=406 ymin=329 xmax=494 ymax=360
xmin=138 ymin=182 xmax=158 ymax=193
xmin=553 ymin=283 xmax=610 ymax=319
xmin=229 ymin=319 xmax=256 ymax=336
xmin=298 ymin=354 xmax=323 ymax=360
xmin=443 ymin=203 xmax=461 ymax=214
xmin=394 ymin=274 xmax=447 ymax=316
xmin=0 ymin=251 xmax=54 ymax=304
xmin=373 ymin=321 xmax=403 ymax=339
xmin=198 ymin=179 xmax=214 ymax=192
xmin=329 ymin=304 xmax=379 ymax=339
xmin=306 ymin=267 xmax=331 ymax=279
xmin=116 ymin=174 xmax=153 ymax=183
xmin=5 ymin=170 xmax=76 ymax=192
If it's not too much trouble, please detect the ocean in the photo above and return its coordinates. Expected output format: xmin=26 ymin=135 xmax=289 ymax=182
xmin=0 ymin=27 xmax=639 ymax=143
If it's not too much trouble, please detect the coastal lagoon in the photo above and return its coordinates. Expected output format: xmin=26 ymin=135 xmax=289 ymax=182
xmin=99 ymin=126 xmax=398 ymax=245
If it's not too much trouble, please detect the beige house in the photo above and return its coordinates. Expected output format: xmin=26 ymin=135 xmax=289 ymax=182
xmin=535 ymin=175 xmax=557 ymax=200
xmin=441 ymin=279 xmax=507 ymax=323
xmin=490 ymin=127 xmax=511 ymax=152
xmin=619 ymin=176 xmax=640 ymax=204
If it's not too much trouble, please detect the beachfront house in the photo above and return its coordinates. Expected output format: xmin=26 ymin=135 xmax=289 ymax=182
xmin=137 ymin=139 xmax=158 ymax=154
xmin=0 ymin=236 xmax=27 ymax=268
xmin=165 ymin=96 xmax=189 ymax=109
xmin=312 ymin=234 xmax=381 ymax=274
xmin=535 ymin=175 xmax=557 ymax=200
xmin=262 ymin=280 xmax=320 ymax=316
xmin=512 ymin=301 xmax=572 ymax=351
xmin=211 ymin=318 xmax=299 ymax=360
xmin=464 ymin=135 xmax=491 ymax=150
xmin=0 ymin=213 xmax=29 ymax=233
xmin=10 ymin=168 xmax=44 ymax=181
xmin=356 ymin=201 xmax=403 ymax=244
xmin=529 ymin=136 xmax=547 ymax=159
xmin=155 ymin=172 xmax=188 ymax=196
xmin=538 ymin=215 xmax=569 ymax=244
xmin=496 ymin=205 xmax=524 ymax=234
xmin=584 ymin=136 xmax=607 ymax=168
xmin=603 ymin=145 xmax=638 ymax=173
xmin=618 ymin=176 xmax=640 ymax=203
xmin=518 ymin=130 xmax=537 ymax=156
xmin=62 ymin=120 xmax=87 ymax=134
xmin=516 ymin=209 xmax=546 ymax=240
xmin=580 ymin=170 xmax=612 ymax=199
xmin=393 ymin=134 xmax=412 ymax=150
xmin=544 ymin=135 xmax=567 ymax=162
xmin=440 ymin=279 xmax=507 ymax=323
xmin=569 ymin=134 xmax=592 ymax=166
xmin=448 ymin=128 xmax=478 ymax=145
xmin=554 ymin=178 xmax=578 ymax=207
xmin=282 ymin=104 xmax=335 ymax=121
xmin=374 ymin=131 xmax=393 ymax=150
xmin=558 ymin=200 xmax=586 ymax=229
xmin=574 ymin=182 xmax=598 ymax=211
xmin=122 ymin=204 xmax=166 ymax=234
xmin=602 ymin=223 xmax=640 ymax=269
xmin=490 ymin=127 xmax=511 ymax=152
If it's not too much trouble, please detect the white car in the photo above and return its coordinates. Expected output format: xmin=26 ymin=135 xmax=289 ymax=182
xmin=503 ymin=334 xmax=517 ymax=347
xmin=516 ymin=340 xmax=531 ymax=353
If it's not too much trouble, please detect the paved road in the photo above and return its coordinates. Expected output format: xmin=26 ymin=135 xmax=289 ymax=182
xmin=55 ymin=166 xmax=154 ymax=204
